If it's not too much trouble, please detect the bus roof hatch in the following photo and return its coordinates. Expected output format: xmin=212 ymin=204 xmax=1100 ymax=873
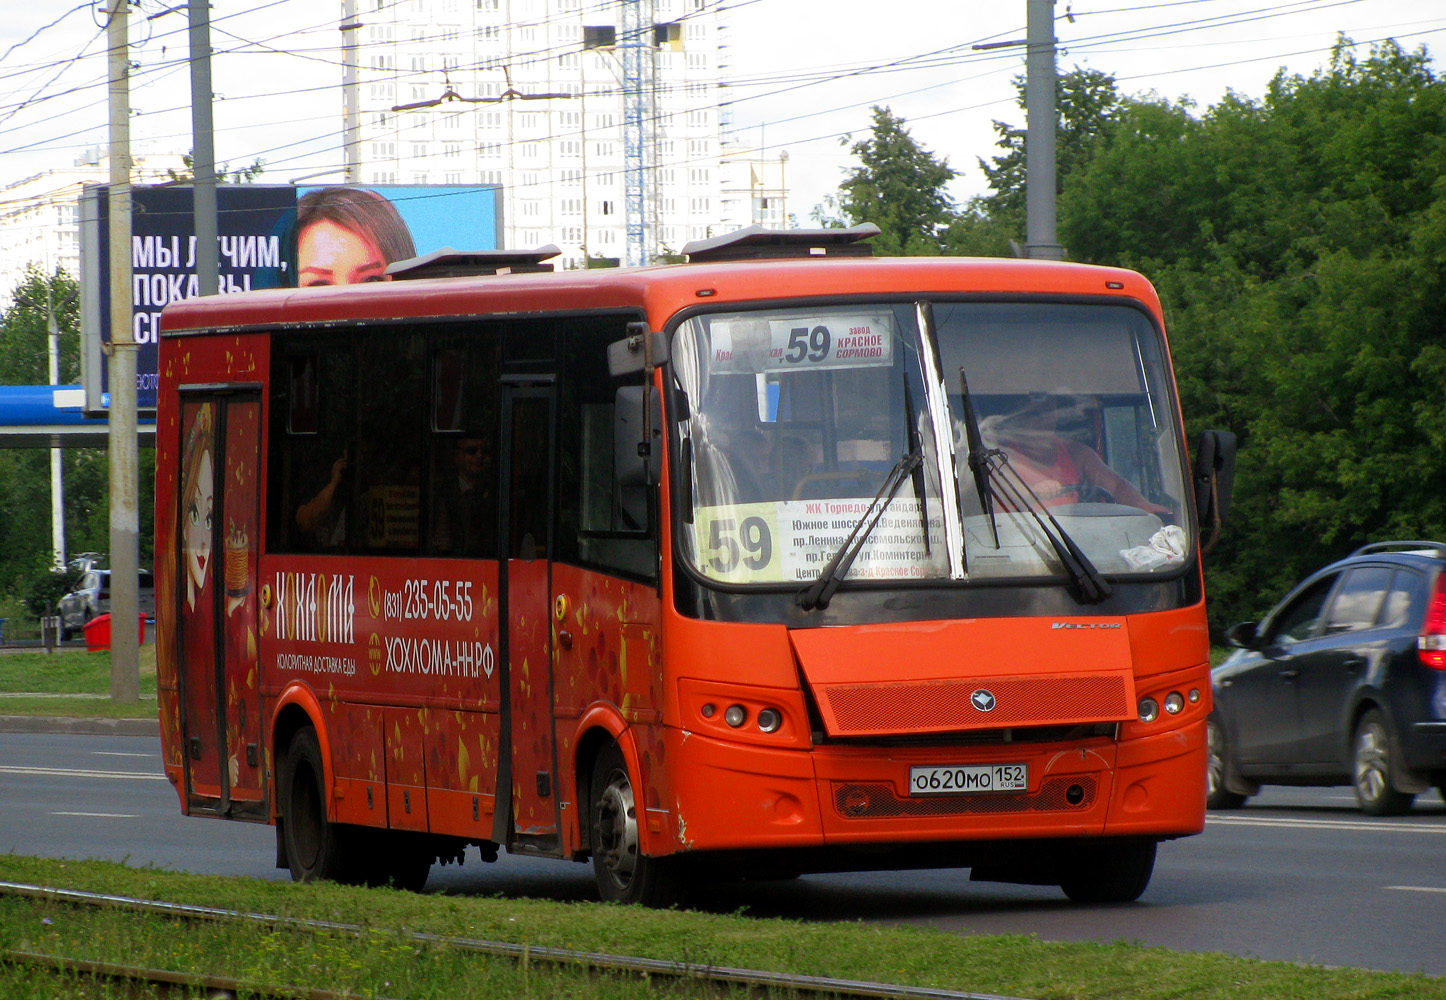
xmin=682 ymin=223 xmax=880 ymax=263
xmin=387 ymin=245 xmax=561 ymax=279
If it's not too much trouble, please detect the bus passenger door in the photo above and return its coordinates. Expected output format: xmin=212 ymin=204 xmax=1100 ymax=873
xmin=494 ymin=383 xmax=561 ymax=852
xmin=176 ymin=392 xmax=266 ymax=819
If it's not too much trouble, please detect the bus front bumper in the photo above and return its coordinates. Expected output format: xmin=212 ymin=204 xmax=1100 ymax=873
xmin=661 ymin=718 xmax=1205 ymax=854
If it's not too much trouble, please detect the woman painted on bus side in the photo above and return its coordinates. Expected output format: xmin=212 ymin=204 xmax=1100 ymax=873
xmin=982 ymin=394 xmax=1169 ymax=516
xmin=292 ymin=187 xmax=416 ymax=287
xmin=180 ymin=404 xmax=216 ymax=613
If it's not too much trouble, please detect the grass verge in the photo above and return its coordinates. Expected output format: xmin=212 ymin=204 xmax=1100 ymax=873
xmin=0 ymin=856 xmax=1441 ymax=999
xmin=0 ymin=647 xmax=157 ymax=719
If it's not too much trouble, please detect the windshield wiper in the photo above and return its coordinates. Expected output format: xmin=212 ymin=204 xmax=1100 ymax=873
xmin=975 ymin=448 xmax=1113 ymax=605
xmin=797 ymin=448 xmax=923 ymax=612
xmin=958 ymin=368 xmax=999 ymax=549
xmin=902 ymin=375 xmax=931 ymax=557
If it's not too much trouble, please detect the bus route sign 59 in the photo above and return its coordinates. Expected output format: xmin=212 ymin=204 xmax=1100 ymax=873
xmin=693 ymin=498 xmax=945 ymax=583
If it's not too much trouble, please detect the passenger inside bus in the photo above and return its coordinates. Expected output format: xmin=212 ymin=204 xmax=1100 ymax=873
xmin=981 ymin=395 xmax=1169 ymax=515
xmin=430 ymin=436 xmax=490 ymax=556
xmin=294 ymin=449 xmax=349 ymax=548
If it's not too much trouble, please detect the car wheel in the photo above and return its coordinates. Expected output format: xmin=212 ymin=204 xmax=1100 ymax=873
xmin=1206 ymin=717 xmax=1248 ymax=810
xmin=590 ymin=742 xmax=685 ymax=907
xmin=1059 ymin=839 xmax=1157 ymax=904
xmin=1352 ymin=709 xmax=1415 ymax=816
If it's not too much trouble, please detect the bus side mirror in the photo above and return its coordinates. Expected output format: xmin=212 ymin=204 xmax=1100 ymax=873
xmin=1194 ymin=429 xmax=1236 ymax=550
xmin=615 ymin=386 xmax=662 ymax=488
xmin=608 ymin=322 xmax=669 ymax=376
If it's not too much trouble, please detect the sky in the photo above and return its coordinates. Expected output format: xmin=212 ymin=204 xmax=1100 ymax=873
xmin=1 ymin=0 xmax=1443 ymax=226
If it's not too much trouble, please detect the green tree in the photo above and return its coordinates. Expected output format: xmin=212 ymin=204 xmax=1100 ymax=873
xmin=1 ymin=266 xmax=81 ymax=384
xmin=166 ymin=150 xmax=266 ymax=184
xmin=1050 ymin=38 xmax=1446 ymax=628
xmin=815 ymin=106 xmax=957 ymax=255
xmin=975 ymin=66 xmax=1125 ymax=244
xmin=0 ymin=267 xmax=155 ymax=614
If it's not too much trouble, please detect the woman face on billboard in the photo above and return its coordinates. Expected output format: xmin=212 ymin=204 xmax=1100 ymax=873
xmin=293 ymin=187 xmax=416 ymax=287
xmin=298 ymin=218 xmax=390 ymax=286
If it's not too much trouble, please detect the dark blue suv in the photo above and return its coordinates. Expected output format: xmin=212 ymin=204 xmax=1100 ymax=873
xmin=1209 ymin=541 xmax=1446 ymax=814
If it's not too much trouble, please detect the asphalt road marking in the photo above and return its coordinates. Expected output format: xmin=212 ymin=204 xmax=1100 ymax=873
xmin=1386 ymin=885 xmax=1446 ymax=894
xmin=92 ymin=751 xmax=153 ymax=758
xmin=0 ymin=765 xmax=166 ymax=781
xmin=1207 ymin=815 xmax=1446 ymax=835
xmin=50 ymin=811 xmax=139 ymax=819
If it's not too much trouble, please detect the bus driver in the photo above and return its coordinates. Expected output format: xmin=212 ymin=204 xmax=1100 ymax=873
xmin=981 ymin=394 xmax=1169 ymax=516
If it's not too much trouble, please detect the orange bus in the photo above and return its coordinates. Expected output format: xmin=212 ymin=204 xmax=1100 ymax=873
xmin=155 ymin=225 xmax=1234 ymax=905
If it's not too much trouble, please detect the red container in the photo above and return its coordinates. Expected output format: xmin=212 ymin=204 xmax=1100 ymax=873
xmin=82 ymin=612 xmax=147 ymax=652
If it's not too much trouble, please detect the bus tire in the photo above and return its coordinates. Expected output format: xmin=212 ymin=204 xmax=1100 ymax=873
xmin=589 ymin=742 xmax=684 ymax=907
xmin=280 ymin=727 xmax=358 ymax=884
xmin=1059 ymin=839 xmax=1156 ymax=904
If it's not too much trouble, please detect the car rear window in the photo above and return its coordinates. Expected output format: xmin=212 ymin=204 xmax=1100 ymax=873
xmin=1379 ymin=568 xmax=1418 ymax=629
xmin=1324 ymin=566 xmax=1393 ymax=634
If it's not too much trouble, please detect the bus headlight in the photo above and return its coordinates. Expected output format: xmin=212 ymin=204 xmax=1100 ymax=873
xmin=1138 ymin=697 xmax=1160 ymax=723
xmin=724 ymin=705 xmax=748 ymax=728
xmin=756 ymin=708 xmax=782 ymax=733
xmin=1164 ymin=692 xmax=1185 ymax=715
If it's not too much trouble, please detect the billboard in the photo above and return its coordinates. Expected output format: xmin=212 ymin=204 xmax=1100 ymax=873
xmin=80 ymin=184 xmax=503 ymax=413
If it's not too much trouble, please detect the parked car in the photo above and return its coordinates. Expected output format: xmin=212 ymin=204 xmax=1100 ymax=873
xmin=57 ymin=568 xmax=156 ymax=640
xmin=1209 ymin=541 xmax=1446 ymax=815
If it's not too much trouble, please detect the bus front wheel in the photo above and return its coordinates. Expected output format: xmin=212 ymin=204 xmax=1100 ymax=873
xmin=281 ymin=727 xmax=358 ymax=884
xmin=589 ymin=742 xmax=684 ymax=907
xmin=1059 ymin=839 xmax=1156 ymax=904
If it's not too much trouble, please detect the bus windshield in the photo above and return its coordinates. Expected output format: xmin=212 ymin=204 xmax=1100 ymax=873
xmin=673 ymin=299 xmax=1190 ymax=589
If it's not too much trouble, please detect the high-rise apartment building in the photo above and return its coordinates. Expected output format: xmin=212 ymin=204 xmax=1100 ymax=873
xmin=345 ymin=0 xmax=786 ymax=268
xmin=0 ymin=147 xmax=188 ymax=306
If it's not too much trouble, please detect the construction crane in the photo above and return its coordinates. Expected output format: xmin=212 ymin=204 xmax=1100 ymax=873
xmin=620 ymin=0 xmax=652 ymax=267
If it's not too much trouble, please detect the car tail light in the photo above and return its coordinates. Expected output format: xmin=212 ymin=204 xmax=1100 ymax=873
xmin=1418 ymin=573 xmax=1446 ymax=669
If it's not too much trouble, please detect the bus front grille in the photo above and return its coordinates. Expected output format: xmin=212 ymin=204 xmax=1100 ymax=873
xmin=833 ymin=776 xmax=1098 ymax=819
xmin=818 ymin=674 xmax=1130 ymax=736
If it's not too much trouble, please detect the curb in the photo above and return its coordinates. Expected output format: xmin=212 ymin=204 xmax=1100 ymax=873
xmin=0 ymin=715 xmax=160 ymax=737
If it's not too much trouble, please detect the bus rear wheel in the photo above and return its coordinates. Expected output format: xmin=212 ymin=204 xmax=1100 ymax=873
xmin=1059 ymin=839 xmax=1156 ymax=904
xmin=589 ymin=742 xmax=684 ymax=907
xmin=281 ymin=727 xmax=359 ymax=884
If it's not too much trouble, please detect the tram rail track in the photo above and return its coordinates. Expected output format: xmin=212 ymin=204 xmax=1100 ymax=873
xmin=5 ymin=949 xmax=379 ymax=999
xmin=0 ymin=880 xmax=1033 ymax=1000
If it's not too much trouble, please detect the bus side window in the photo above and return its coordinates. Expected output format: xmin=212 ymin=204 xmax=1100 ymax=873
xmin=269 ymin=341 xmax=356 ymax=554
xmin=558 ymin=317 xmax=656 ymax=582
xmin=426 ymin=336 xmax=500 ymax=559
xmin=356 ymin=333 xmax=426 ymax=553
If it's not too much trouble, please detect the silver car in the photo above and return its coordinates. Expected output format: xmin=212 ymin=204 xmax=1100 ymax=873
xmin=58 ymin=569 xmax=156 ymax=640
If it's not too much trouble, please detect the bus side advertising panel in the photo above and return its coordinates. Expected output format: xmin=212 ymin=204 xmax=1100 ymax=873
xmin=258 ymin=556 xmax=503 ymax=831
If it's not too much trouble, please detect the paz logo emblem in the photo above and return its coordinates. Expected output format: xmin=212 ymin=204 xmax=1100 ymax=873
xmin=971 ymin=689 xmax=997 ymax=713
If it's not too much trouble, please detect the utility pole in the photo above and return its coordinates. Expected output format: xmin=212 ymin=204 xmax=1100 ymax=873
xmin=1023 ymin=0 xmax=1064 ymax=260
xmin=46 ymin=284 xmax=77 ymax=570
xmin=189 ymin=0 xmax=218 ymax=296
xmin=341 ymin=0 xmax=361 ymax=184
xmin=107 ymin=0 xmax=140 ymax=702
